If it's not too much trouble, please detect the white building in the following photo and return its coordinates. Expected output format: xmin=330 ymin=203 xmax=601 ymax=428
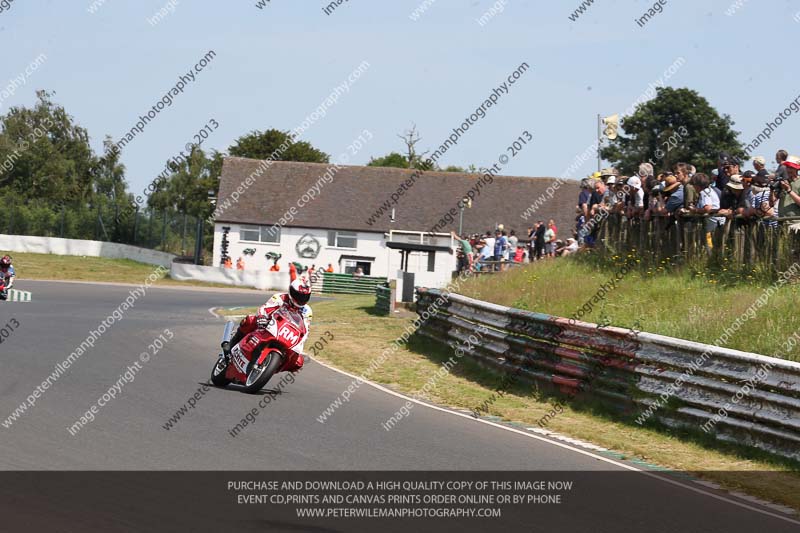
xmin=211 ymin=158 xmax=571 ymax=297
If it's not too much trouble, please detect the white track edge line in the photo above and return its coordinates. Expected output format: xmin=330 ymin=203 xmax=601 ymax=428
xmin=309 ymin=356 xmax=800 ymax=526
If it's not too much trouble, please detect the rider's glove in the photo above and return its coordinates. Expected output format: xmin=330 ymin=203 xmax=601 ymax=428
xmin=256 ymin=315 xmax=271 ymax=329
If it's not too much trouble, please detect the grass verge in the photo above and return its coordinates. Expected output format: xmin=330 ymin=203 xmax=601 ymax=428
xmin=460 ymin=256 xmax=800 ymax=361
xmin=6 ymin=252 xmax=242 ymax=289
xmin=224 ymin=294 xmax=800 ymax=512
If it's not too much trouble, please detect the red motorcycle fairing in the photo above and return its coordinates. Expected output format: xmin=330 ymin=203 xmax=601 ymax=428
xmin=224 ymin=309 xmax=307 ymax=385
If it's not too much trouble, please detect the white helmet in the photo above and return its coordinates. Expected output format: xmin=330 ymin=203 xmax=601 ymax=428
xmin=288 ymin=278 xmax=311 ymax=307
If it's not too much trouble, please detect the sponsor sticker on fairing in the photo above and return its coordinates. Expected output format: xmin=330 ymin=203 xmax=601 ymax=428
xmin=232 ymin=345 xmax=249 ymax=373
xmin=278 ymin=325 xmax=300 ymax=345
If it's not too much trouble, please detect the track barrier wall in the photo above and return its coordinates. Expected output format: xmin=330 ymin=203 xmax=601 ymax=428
xmin=320 ymin=272 xmax=386 ymax=295
xmin=415 ymin=287 xmax=800 ymax=462
xmin=169 ymin=263 xmax=288 ymax=291
xmin=0 ymin=234 xmax=175 ymax=268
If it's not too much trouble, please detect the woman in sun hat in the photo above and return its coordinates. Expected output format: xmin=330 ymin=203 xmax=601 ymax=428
xmin=662 ymin=174 xmax=684 ymax=216
xmin=625 ymin=175 xmax=644 ymax=218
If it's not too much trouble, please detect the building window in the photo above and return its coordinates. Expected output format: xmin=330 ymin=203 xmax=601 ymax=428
xmin=240 ymin=226 xmax=260 ymax=242
xmin=427 ymin=251 xmax=436 ymax=272
xmin=327 ymin=230 xmax=357 ymax=249
xmin=240 ymin=225 xmax=280 ymax=243
xmin=261 ymin=226 xmax=280 ymax=243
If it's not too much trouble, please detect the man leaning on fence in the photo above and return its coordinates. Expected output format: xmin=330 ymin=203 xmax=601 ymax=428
xmin=777 ymin=155 xmax=800 ymax=232
xmin=687 ymin=173 xmax=725 ymax=250
xmin=717 ymin=174 xmax=747 ymax=220
xmin=662 ymin=175 xmax=682 ymax=213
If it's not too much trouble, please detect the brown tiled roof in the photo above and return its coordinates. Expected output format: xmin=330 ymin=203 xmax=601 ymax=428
xmin=216 ymin=157 xmax=578 ymax=237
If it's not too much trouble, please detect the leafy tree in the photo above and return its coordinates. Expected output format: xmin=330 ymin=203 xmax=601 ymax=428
xmin=148 ymin=146 xmax=223 ymax=219
xmin=0 ymin=90 xmax=139 ymax=241
xmin=146 ymin=146 xmax=223 ymax=256
xmin=94 ymin=136 xmax=134 ymax=241
xmin=0 ymin=90 xmax=97 ymax=204
xmin=367 ymin=155 xmax=471 ymax=173
xmin=94 ymin=137 xmax=128 ymax=201
xmin=367 ymin=152 xmax=409 ymax=169
xmin=228 ymin=129 xmax=329 ymax=163
xmin=600 ymin=87 xmax=745 ymax=175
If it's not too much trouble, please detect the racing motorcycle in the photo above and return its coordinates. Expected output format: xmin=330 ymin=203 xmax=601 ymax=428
xmin=0 ymin=277 xmax=8 ymax=301
xmin=210 ymin=308 xmax=307 ymax=393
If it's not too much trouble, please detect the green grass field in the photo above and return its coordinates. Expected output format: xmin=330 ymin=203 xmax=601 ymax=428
xmin=459 ymin=256 xmax=800 ymax=361
xmin=6 ymin=252 xmax=236 ymax=288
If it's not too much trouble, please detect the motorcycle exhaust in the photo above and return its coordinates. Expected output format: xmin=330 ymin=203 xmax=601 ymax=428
xmin=221 ymin=321 xmax=235 ymax=344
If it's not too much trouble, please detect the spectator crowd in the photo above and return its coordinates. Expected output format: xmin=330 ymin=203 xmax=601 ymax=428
xmin=451 ymin=218 xmax=579 ymax=274
xmin=450 ymin=149 xmax=800 ymax=273
xmin=575 ymin=149 xmax=800 ymax=248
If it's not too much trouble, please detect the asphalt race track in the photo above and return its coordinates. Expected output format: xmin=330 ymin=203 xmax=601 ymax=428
xmin=1 ymin=280 xmax=798 ymax=532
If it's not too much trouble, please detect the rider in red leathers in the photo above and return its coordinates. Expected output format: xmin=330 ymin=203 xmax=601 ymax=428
xmin=0 ymin=255 xmax=15 ymax=297
xmin=222 ymin=264 xmax=312 ymax=372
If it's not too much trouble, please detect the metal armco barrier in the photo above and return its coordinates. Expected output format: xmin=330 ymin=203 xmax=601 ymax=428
xmin=5 ymin=289 xmax=32 ymax=302
xmin=415 ymin=287 xmax=800 ymax=462
xmin=320 ymin=272 xmax=386 ymax=295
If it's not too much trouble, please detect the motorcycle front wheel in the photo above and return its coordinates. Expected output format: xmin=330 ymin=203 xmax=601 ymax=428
xmin=243 ymin=349 xmax=284 ymax=394
xmin=210 ymin=355 xmax=232 ymax=387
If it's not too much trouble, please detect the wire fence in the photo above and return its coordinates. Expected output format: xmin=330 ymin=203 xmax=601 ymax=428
xmin=0 ymin=195 xmax=210 ymax=260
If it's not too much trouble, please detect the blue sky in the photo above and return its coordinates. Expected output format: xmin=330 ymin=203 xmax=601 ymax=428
xmin=2 ymin=0 xmax=798 ymax=195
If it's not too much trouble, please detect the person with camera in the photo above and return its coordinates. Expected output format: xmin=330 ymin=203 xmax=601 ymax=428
xmin=750 ymin=172 xmax=779 ymax=228
xmin=717 ymin=175 xmax=748 ymax=216
xmin=777 ymin=155 xmax=800 ymax=232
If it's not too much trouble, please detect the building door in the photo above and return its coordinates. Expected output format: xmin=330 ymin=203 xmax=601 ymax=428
xmin=355 ymin=261 xmax=372 ymax=275
xmin=341 ymin=259 xmax=372 ymax=275
xmin=401 ymin=271 xmax=415 ymax=302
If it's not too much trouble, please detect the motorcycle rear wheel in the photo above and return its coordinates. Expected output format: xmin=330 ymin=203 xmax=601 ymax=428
xmin=242 ymin=349 xmax=284 ymax=394
xmin=210 ymin=355 xmax=232 ymax=387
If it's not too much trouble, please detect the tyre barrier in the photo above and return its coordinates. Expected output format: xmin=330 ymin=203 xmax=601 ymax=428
xmin=374 ymin=281 xmax=396 ymax=315
xmin=415 ymin=287 xmax=800 ymax=462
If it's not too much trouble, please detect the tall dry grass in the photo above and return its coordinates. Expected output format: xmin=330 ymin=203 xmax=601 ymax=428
xmin=459 ymin=256 xmax=800 ymax=361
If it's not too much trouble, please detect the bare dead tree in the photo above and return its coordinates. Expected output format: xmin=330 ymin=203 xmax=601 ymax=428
xmin=397 ymin=124 xmax=429 ymax=169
